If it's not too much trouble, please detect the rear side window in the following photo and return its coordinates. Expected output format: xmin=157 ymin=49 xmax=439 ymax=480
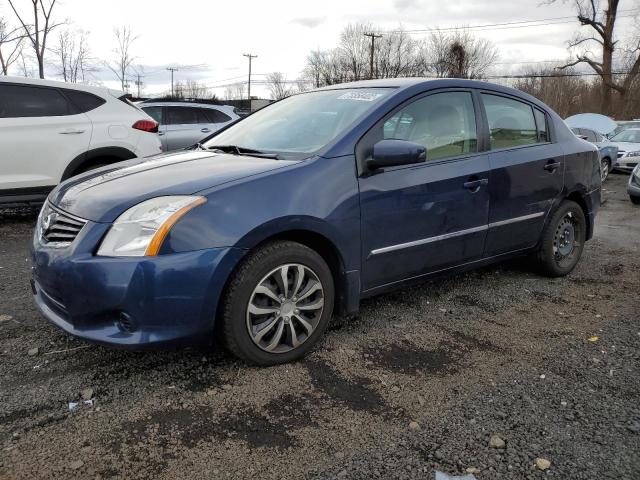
xmin=0 ymin=84 xmax=73 ymax=118
xmin=203 ymin=108 xmax=232 ymax=123
xmin=534 ymin=108 xmax=549 ymax=143
xmin=142 ymin=106 xmax=163 ymax=124
xmin=482 ymin=94 xmax=538 ymax=150
xmin=166 ymin=106 xmax=209 ymax=125
xmin=381 ymin=91 xmax=478 ymax=162
xmin=63 ymin=89 xmax=105 ymax=113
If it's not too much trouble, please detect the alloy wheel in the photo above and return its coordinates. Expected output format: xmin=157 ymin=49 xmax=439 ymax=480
xmin=246 ymin=263 xmax=324 ymax=353
xmin=601 ymin=159 xmax=609 ymax=182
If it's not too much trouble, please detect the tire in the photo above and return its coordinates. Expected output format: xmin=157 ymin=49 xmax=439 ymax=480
xmin=535 ymin=200 xmax=586 ymax=277
xmin=220 ymin=241 xmax=334 ymax=365
xmin=600 ymin=158 xmax=610 ymax=182
xmin=631 ymin=196 xmax=640 ymax=205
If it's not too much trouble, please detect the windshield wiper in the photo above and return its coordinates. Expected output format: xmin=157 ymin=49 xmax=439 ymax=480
xmin=205 ymin=144 xmax=280 ymax=159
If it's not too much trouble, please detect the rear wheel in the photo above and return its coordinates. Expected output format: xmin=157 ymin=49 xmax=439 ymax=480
xmin=631 ymin=196 xmax=640 ymax=205
xmin=600 ymin=158 xmax=610 ymax=182
xmin=220 ymin=241 xmax=334 ymax=365
xmin=535 ymin=200 xmax=586 ymax=277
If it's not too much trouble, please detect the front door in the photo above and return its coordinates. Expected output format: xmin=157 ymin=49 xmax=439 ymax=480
xmin=0 ymin=83 xmax=91 ymax=189
xmin=358 ymin=90 xmax=490 ymax=292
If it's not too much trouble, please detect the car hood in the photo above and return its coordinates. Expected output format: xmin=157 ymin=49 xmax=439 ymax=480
xmin=565 ymin=113 xmax=618 ymax=135
xmin=50 ymin=150 xmax=299 ymax=222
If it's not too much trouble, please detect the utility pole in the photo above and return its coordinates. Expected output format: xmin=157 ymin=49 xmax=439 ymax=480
xmin=134 ymin=73 xmax=144 ymax=98
xmin=364 ymin=32 xmax=382 ymax=80
xmin=167 ymin=67 xmax=179 ymax=97
xmin=243 ymin=53 xmax=257 ymax=108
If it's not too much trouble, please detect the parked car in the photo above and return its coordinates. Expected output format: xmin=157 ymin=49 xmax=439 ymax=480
xmin=138 ymin=101 xmax=240 ymax=151
xmin=565 ymin=113 xmax=617 ymax=138
xmin=0 ymin=77 xmax=162 ymax=206
xmin=607 ymin=128 xmax=640 ymax=173
xmin=610 ymin=120 xmax=640 ymax=138
xmin=571 ymin=127 xmax=618 ymax=181
xmin=628 ymin=164 xmax=640 ymax=205
xmin=31 ymin=78 xmax=601 ymax=366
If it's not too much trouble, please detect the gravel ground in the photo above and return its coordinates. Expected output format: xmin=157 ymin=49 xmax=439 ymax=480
xmin=1 ymin=173 xmax=638 ymax=480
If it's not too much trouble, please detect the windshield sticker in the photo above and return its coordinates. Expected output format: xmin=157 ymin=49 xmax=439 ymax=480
xmin=337 ymin=91 xmax=384 ymax=101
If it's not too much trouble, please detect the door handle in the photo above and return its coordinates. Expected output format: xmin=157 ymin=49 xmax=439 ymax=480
xmin=201 ymin=128 xmax=211 ymax=133
xmin=463 ymin=178 xmax=488 ymax=192
xmin=158 ymin=131 xmax=165 ymax=136
xmin=544 ymin=161 xmax=561 ymax=172
xmin=59 ymin=129 xmax=85 ymax=135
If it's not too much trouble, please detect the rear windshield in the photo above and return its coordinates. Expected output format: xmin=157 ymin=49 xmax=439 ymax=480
xmin=202 ymin=88 xmax=393 ymax=159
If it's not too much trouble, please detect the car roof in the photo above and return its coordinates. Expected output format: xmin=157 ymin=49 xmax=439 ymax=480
xmin=139 ymin=101 xmax=235 ymax=111
xmin=0 ymin=75 xmax=123 ymax=99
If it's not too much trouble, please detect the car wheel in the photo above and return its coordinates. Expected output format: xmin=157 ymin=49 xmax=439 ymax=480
xmin=220 ymin=241 xmax=334 ymax=365
xmin=631 ymin=196 xmax=640 ymax=205
xmin=535 ymin=200 xmax=586 ymax=277
xmin=600 ymin=158 xmax=610 ymax=182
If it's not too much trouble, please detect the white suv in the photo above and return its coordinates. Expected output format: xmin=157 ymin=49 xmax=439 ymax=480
xmin=0 ymin=77 xmax=162 ymax=206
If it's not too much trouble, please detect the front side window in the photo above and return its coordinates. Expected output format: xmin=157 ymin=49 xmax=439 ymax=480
xmin=202 ymin=88 xmax=392 ymax=159
xmin=381 ymin=91 xmax=478 ymax=162
xmin=482 ymin=94 xmax=538 ymax=150
xmin=0 ymin=84 xmax=72 ymax=118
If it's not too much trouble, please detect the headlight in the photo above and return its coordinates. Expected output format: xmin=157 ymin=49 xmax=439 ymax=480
xmin=626 ymin=151 xmax=640 ymax=157
xmin=97 ymin=196 xmax=206 ymax=257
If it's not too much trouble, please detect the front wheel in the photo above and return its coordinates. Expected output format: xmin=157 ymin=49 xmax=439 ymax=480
xmin=535 ymin=200 xmax=586 ymax=277
xmin=631 ymin=196 xmax=640 ymax=205
xmin=220 ymin=241 xmax=334 ymax=365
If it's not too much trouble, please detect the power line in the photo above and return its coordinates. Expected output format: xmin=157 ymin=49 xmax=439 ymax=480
xmin=393 ymin=10 xmax=639 ymax=34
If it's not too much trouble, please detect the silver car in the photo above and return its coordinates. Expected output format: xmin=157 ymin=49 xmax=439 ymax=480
xmin=608 ymin=128 xmax=640 ymax=173
xmin=139 ymin=102 xmax=239 ymax=151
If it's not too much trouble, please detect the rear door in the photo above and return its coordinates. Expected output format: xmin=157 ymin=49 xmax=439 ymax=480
xmin=480 ymin=92 xmax=564 ymax=256
xmin=165 ymin=106 xmax=211 ymax=150
xmin=358 ymin=90 xmax=490 ymax=292
xmin=0 ymin=83 xmax=91 ymax=190
xmin=202 ymin=107 xmax=234 ymax=135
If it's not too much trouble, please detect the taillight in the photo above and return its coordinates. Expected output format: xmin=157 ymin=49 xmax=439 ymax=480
xmin=132 ymin=119 xmax=159 ymax=133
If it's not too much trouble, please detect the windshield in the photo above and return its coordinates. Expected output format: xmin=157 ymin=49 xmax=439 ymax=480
xmin=203 ymin=88 xmax=393 ymax=159
xmin=610 ymin=129 xmax=640 ymax=143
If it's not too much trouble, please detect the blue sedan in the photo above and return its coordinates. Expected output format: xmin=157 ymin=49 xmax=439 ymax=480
xmin=31 ymin=79 xmax=601 ymax=365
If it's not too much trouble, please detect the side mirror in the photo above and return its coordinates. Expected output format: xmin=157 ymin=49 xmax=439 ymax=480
xmin=366 ymin=139 xmax=427 ymax=171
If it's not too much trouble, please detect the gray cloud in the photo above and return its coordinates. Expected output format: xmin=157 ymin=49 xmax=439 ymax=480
xmin=290 ymin=15 xmax=327 ymax=28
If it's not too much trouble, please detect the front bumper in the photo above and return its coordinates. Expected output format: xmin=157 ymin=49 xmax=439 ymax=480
xmin=614 ymin=157 xmax=639 ymax=172
xmin=31 ymin=221 xmax=245 ymax=348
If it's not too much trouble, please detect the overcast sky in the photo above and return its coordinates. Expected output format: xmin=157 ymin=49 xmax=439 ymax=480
xmin=1 ymin=0 xmax=638 ymax=98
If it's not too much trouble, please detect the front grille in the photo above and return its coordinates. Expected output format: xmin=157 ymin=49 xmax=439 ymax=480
xmin=38 ymin=203 xmax=87 ymax=246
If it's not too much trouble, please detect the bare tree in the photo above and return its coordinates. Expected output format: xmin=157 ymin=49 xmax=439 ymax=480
xmin=424 ymin=29 xmax=499 ymax=79
xmin=54 ymin=28 xmax=93 ymax=82
xmin=224 ymin=82 xmax=246 ymax=100
xmin=8 ymin=0 xmax=63 ymax=79
xmin=106 ymin=26 xmax=137 ymax=91
xmin=0 ymin=16 xmax=25 ymax=75
xmin=266 ymin=71 xmax=293 ymax=99
xmin=555 ymin=0 xmax=640 ymax=115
